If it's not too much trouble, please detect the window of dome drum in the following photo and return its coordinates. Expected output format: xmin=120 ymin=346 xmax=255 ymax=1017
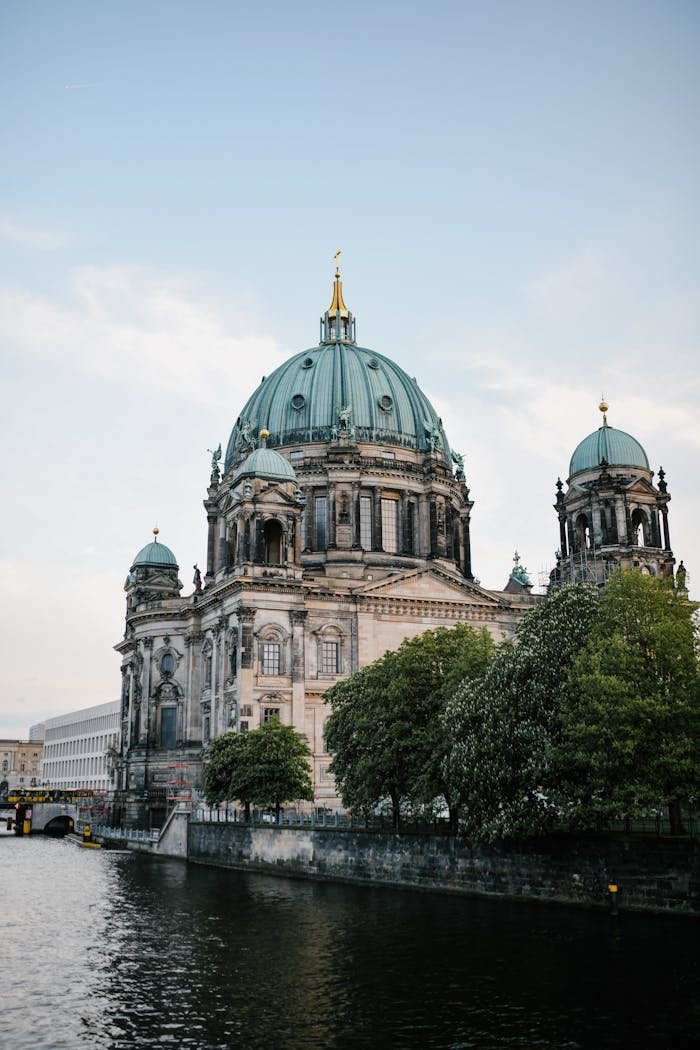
xmin=263 ymin=707 xmax=280 ymax=723
xmin=314 ymin=496 xmax=327 ymax=549
xmin=291 ymin=394 xmax=305 ymax=410
xmin=381 ymin=498 xmax=399 ymax=553
xmin=262 ymin=643 xmax=280 ymax=676
xmin=359 ymin=496 xmax=372 ymax=550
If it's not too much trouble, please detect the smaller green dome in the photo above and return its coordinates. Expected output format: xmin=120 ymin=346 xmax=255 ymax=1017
xmin=131 ymin=536 xmax=179 ymax=570
xmin=232 ymin=445 xmax=297 ymax=486
xmin=569 ymin=424 xmax=649 ymax=477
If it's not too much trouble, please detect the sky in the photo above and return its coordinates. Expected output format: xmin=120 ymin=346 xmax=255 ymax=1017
xmin=1 ymin=0 xmax=698 ymax=738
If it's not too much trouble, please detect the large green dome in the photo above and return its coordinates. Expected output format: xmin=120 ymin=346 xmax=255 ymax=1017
xmin=225 ymin=342 xmax=451 ymax=470
xmin=569 ymin=424 xmax=649 ymax=477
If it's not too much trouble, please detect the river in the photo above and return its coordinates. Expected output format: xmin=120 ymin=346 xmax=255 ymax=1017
xmin=2 ymin=834 xmax=698 ymax=1048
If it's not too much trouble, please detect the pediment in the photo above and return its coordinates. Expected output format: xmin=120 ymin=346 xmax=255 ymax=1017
xmin=353 ymin=567 xmax=508 ymax=607
xmin=623 ymin=477 xmax=659 ymax=496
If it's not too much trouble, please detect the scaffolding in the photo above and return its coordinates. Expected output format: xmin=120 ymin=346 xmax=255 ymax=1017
xmin=542 ymin=547 xmax=617 ymax=592
xmin=166 ymin=761 xmax=192 ymax=806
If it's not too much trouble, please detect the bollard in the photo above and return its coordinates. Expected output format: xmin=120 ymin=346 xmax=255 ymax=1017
xmin=6 ymin=817 xmax=12 ymax=831
xmin=608 ymin=884 xmax=619 ymax=916
xmin=83 ymin=823 xmax=92 ymax=844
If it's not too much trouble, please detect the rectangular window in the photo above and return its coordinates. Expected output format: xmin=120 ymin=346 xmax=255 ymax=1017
xmin=241 ymin=705 xmax=253 ymax=718
xmin=321 ymin=641 xmax=339 ymax=674
xmin=240 ymin=721 xmax=249 ymax=733
xmin=314 ymin=496 xmax=327 ymax=549
xmin=263 ymin=707 xmax=281 ymax=723
xmin=360 ymin=495 xmax=372 ymax=550
xmin=381 ymin=498 xmax=399 ymax=553
xmin=262 ymin=643 xmax=281 ymax=676
xmin=160 ymin=708 xmax=177 ymax=749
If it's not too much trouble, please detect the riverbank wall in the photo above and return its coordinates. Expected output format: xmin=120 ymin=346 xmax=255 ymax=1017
xmin=188 ymin=822 xmax=700 ymax=915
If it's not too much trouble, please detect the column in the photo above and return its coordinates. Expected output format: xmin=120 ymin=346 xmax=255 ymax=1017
xmin=206 ymin=514 xmax=217 ymax=579
xmin=328 ymin=483 xmax=337 ymax=549
xmin=351 ymin=482 xmax=360 ymax=548
xmin=290 ymin=610 xmax=307 ymax=733
xmin=372 ymin=487 xmax=383 ymax=551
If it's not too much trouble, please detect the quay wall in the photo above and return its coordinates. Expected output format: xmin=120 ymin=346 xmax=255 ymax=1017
xmin=188 ymin=822 xmax=700 ymax=915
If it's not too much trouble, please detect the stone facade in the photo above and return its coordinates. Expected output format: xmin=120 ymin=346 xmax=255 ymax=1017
xmin=113 ymin=276 xmax=539 ymax=828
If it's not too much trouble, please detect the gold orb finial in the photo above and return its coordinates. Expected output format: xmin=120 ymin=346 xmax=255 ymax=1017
xmin=599 ymin=398 xmax=609 ymax=414
xmin=260 ymin=427 xmax=270 ymax=440
xmin=153 ymin=526 xmax=160 ymax=539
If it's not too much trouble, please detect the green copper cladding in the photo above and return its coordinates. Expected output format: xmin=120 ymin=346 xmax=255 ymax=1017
xmin=225 ymin=342 xmax=452 ymax=470
xmin=569 ymin=425 xmax=649 ymax=477
xmin=131 ymin=538 xmax=179 ymax=570
xmin=232 ymin=445 xmax=298 ymax=485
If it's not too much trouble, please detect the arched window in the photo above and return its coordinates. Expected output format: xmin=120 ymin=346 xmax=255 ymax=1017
xmin=631 ymin=508 xmax=648 ymax=547
xmin=263 ymin=519 xmax=284 ymax=564
xmin=257 ymin=625 xmax=288 ymax=676
xmin=316 ymin=624 xmax=344 ymax=677
xmin=576 ymin=513 xmax=591 ymax=551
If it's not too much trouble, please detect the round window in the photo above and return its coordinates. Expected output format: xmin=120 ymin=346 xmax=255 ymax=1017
xmin=301 ymin=357 xmax=314 ymax=369
xmin=368 ymin=357 xmax=380 ymax=370
xmin=291 ymin=394 xmax=306 ymax=410
xmin=379 ymin=395 xmax=393 ymax=412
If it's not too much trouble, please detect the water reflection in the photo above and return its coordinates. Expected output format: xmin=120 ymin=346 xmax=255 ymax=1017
xmin=3 ymin=836 xmax=698 ymax=1049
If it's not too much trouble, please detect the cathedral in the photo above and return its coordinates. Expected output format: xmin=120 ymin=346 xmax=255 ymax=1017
xmin=112 ymin=269 xmax=678 ymax=827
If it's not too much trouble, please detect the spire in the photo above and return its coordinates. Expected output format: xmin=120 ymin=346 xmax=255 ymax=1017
xmin=320 ymin=249 xmax=356 ymax=344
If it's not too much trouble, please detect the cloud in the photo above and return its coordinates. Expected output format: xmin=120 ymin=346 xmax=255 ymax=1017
xmin=0 ymin=264 xmax=289 ymax=409
xmin=0 ymin=215 xmax=66 ymax=251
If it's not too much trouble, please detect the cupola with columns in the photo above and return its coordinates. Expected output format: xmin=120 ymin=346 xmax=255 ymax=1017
xmin=550 ymin=400 xmax=675 ymax=588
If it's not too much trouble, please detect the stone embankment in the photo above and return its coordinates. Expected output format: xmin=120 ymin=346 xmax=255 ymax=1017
xmin=188 ymin=821 xmax=700 ymax=915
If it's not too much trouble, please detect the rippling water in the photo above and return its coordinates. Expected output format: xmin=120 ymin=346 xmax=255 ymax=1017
xmin=2 ymin=834 xmax=699 ymax=1048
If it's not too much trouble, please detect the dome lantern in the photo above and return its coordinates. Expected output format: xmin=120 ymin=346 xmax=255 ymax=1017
xmin=320 ymin=251 xmax=356 ymax=345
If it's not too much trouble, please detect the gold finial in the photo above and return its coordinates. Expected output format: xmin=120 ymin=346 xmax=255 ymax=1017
xmin=153 ymin=526 xmax=160 ymax=540
xmin=599 ymin=396 xmax=609 ymax=426
xmin=328 ymin=250 xmax=349 ymax=318
xmin=259 ymin=427 xmax=270 ymax=443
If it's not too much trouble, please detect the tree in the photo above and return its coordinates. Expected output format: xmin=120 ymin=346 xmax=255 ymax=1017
xmin=443 ymin=584 xmax=601 ymax=841
xmin=204 ymin=732 xmax=255 ymax=817
xmin=204 ymin=719 xmax=313 ymax=818
xmin=324 ymin=624 xmax=495 ymax=828
xmin=558 ymin=571 xmax=700 ymax=833
xmin=246 ymin=717 xmax=314 ymax=817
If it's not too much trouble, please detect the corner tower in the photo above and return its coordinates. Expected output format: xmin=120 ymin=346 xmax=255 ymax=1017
xmin=550 ymin=401 xmax=675 ymax=588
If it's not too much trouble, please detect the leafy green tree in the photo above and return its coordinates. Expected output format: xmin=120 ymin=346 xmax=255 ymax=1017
xmin=204 ymin=732 xmax=255 ymax=817
xmin=324 ymin=624 xmax=495 ymax=828
xmin=204 ymin=719 xmax=313 ymax=818
xmin=246 ymin=717 xmax=314 ymax=817
xmin=559 ymin=570 xmax=700 ymax=832
xmin=443 ymin=584 xmax=601 ymax=841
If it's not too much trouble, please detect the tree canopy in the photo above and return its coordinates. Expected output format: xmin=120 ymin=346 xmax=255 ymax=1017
xmin=443 ymin=584 xmax=601 ymax=841
xmin=557 ymin=570 xmax=700 ymax=832
xmin=204 ymin=718 xmax=313 ymax=815
xmin=324 ymin=624 xmax=495 ymax=827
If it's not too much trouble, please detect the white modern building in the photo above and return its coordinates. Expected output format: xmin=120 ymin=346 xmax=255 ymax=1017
xmin=42 ymin=701 xmax=121 ymax=792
